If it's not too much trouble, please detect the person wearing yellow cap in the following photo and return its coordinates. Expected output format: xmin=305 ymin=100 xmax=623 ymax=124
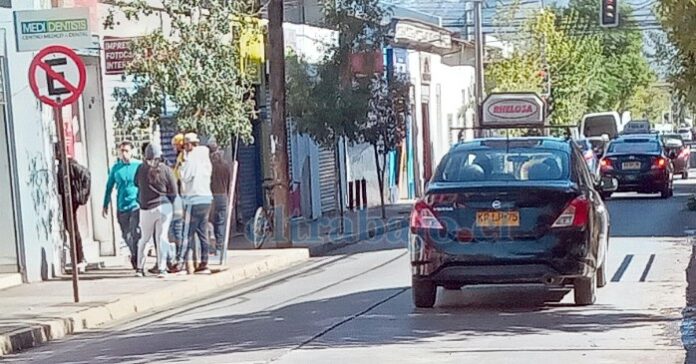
xmin=168 ymin=133 xmax=186 ymax=272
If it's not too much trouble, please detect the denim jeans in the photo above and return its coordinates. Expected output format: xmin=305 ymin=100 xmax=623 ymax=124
xmin=211 ymin=194 xmax=229 ymax=252
xmin=178 ymin=203 xmax=212 ymax=265
xmin=117 ymin=209 xmax=140 ymax=268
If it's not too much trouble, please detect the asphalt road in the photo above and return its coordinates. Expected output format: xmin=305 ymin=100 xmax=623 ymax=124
xmin=7 ymin=178 xmax=696 ymax=364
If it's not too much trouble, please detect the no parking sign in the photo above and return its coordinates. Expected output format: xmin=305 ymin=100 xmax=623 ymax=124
xmin=28 ymin=45 xmax=86 ymax=108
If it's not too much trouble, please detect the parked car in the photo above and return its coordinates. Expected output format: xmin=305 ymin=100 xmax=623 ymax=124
xmin=575 ymin=139 xmax=599 ymax=176
xmin=622 ymin=120 xmax=651 ymax=135
xmin=662 ymin=137 xmax=691 ymax=179
xmin=600 ymin=135 xmax=674 ymax=198
xmin=409 ymin=136 xmax=612 ymax=308
xmin=678 ymin=127 xmax=693 ymax=141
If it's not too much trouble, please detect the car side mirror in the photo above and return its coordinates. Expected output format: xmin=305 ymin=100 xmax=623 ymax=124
xmin=668 ymin=151 xmax=678 ymax=159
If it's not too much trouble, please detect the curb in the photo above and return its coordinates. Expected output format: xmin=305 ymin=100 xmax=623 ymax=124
xmin=0 ymin=249 xmax=309 ymax=356
xmin=307 ymin=218 xmax=409 ymax=256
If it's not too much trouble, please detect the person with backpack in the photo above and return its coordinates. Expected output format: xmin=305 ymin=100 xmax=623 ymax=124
xmin=102 ymin=141 xmax=142 ymax=270
xmin=55 ymin=145 xmax=91 ymax=273
xmin=134 ymin=144 xmax=178 ymax=277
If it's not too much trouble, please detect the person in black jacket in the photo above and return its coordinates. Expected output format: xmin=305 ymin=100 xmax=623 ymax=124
xmin=55 ymin=145 xmax=91 ymax=273
xmin=133 ymin=144 xmax=178 ymax=277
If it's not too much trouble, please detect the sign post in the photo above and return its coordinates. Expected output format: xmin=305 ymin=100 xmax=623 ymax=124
xmin=28 ymin=45 xmax=87 ymax=303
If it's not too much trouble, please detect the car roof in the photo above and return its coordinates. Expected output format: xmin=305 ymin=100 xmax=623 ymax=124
xmin=451 ymin=137 xmax=572 ymax=153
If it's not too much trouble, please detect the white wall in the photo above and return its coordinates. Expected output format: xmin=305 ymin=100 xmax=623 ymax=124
xmin=284 ymin=23 xmax=338 ymax=218
xmin=2 ymin=0 xmax=65 ymax=281
xmin=408 ymin=49 xmax=475 ymax=193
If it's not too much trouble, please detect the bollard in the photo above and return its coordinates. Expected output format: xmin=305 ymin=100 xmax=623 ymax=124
xmin=348 ymin=181 xmax=354 ymax=210
xmin=361 ymin=178 xmax=368 ymax=210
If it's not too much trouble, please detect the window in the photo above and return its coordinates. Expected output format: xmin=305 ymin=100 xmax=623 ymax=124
xmin=608 ymin=141 xmax=660 ymax=153
xmin=434 ymin=147 xmax=570 ymax=182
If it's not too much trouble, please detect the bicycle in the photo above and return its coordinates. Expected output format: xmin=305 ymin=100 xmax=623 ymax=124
xmin=252 ymin=178 xmax=279 ymax=249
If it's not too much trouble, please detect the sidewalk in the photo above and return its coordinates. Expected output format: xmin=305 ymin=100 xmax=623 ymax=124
xmin=0 ymin=249 xmax=308 ymax=356
xmin=230 ymin=202 xmax=413 ymax=255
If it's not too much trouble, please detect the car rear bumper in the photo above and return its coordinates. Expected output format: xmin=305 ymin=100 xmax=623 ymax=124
xmin=602 ymin=170 xmax=669 ymax=192
xmin=409 ymin=231 xmax=595 ymax=285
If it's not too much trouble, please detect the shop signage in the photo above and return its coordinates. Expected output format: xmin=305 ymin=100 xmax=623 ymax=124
xmin=394 ymin=20 xmax=452 ymax=51
xmin=482 ymin=93 xmax=545 ymax=127
xmin=104 ymin=37 xmax=135 ymax=75
xmin=14 ymin=7 xmax=92 ymax=52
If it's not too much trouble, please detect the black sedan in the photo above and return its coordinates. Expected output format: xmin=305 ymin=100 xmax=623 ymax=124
xmin=600 ymin=135 xmax=673 ymax=198
xmin=409 ymin=137 xmax=612 ymax=308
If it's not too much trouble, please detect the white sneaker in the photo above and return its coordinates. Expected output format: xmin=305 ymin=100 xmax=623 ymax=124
xmin=157 ymin=271 xmax=168 ymax=278
xmin=135 ymin=270 xmax=145 ymax=277
xmin=77 ymin=262 xmax=87 ymax=274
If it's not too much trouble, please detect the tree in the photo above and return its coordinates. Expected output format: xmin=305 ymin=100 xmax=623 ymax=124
xmin=360 ymin=75 xmax=409 ymax=219
xmin=558 ymin=0 xmax=654 ymax=113
xmin=486 ymin=11 xmax=603 ymax=124
xmin=104 ymin=0 xmax=258 ymax=145
xmin=627 ymin=84 xmax=671 ymax=123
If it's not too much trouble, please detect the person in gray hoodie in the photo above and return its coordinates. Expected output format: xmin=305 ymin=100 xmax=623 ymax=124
xmin=173 ymin=133 xmax=213 ymax=274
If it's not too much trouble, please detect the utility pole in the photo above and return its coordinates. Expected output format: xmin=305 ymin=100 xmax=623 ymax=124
xmin=473 ymin=0 xmax=485 ymax=137
xmin=268 ymin=0 xmax=292 ymax=248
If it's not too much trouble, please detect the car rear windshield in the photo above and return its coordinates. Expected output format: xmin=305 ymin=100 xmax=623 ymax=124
xmin=608 ymin=140 xmax=660 ymax=153
xmin=434 ymin=146 xmax=570 ymax=183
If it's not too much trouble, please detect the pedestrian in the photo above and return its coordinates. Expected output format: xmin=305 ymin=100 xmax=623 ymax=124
xmin=134 ymin=144 xmax=178 ymax=278
xmin=173 ymin=132 xmax=213 ymax=274
xmin=208 ymin=141 xmax=232 ymax=255
xmin=102 ymin=141 xmax=142 ymax=270
xmin=55 ymin=145 xmax=91 ymax=273
xmin=169 ymin=134 xmax=186 ymax=260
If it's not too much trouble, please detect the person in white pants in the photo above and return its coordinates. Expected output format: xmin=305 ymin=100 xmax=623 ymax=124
xmin=134 ymin=144 xmax=178 ymax=278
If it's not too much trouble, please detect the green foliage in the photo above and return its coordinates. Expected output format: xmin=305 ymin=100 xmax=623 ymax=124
xmin=487 ymin=11 xmax=603 ymax=124
xmin=558 ymin=0 xmax=653 ymax=113
xmin=288 ymin=0 xmax=391 ymax=149
xmin=488 ymin=1 xmax=655 ymax=123
xmin=655 ymin=0 xmax=696 ymax=110
xmin=103 ymin=0 xmax=258 ymax=146
xmin=627 ymin=84 xmax=671 ymax=123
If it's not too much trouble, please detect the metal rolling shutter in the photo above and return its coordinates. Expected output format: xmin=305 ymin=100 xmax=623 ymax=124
xmin=318 ymin=147 xmax=336 ymax=214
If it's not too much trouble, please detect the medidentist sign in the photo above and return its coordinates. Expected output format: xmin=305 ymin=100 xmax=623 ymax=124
xmin=13 ymin=8 xmax=92 ymax=52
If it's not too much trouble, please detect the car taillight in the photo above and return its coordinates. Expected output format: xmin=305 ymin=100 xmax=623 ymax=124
xmin=652 ymin=157 xmax=667 ymax=169
xmin=410 ymin=200 xmax=444 ymax=230
xmin=600 ymin=158 xmax=612 ymax=171
xmin=552 ymin=196 xmax=589 ymax=228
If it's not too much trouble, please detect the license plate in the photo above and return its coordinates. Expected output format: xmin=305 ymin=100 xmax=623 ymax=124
xmin=622 ymin=161 xmax=641 ymax=170
xmin=476 ymin=211 xmax=520 ymax=227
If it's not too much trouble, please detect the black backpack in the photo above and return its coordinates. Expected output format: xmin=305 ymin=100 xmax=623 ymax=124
xmin=70 ymin=160 xmax=91 ymax=206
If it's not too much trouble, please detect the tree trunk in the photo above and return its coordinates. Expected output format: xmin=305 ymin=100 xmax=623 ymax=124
xmin=373 ymin=145 xmax=386 ymax=220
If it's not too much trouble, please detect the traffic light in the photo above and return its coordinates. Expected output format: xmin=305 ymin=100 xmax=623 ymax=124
xmin=600 ymin=0 xmax=619 ymax=27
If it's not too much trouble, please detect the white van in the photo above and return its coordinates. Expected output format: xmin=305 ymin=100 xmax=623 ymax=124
xmin=580 ymin=112 xmax=623 ymax=139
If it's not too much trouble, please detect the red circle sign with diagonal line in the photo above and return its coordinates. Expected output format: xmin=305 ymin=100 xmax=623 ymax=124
xmin=28 ymin=45 xmax=87 ymax=109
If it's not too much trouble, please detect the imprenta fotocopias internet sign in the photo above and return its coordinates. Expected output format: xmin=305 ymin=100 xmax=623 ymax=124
xmin=20 ymin=18 xmax=88 ymax=39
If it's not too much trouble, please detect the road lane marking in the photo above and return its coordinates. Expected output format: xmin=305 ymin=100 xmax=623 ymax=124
xmin=611 ymin=254 xmax=634 ymax=282
xmin=639 ymin=254 xmax=656 ymax=282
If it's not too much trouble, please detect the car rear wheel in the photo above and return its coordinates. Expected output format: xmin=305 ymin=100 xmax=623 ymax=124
xmin=597 ymin=258 xmax=607 ymax=288
xmin=660 ymin=184 xmax=672 ymax=199
xmin=684 ymin=171 xmax=689 ymax=180
xmin=412 ymin=277 xmax=437 ymax=308
xmin=574 ymin=274 xmax=597 ymax=305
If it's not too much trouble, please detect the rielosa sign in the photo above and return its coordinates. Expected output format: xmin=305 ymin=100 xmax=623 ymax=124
xmin=13 ymin=8 xmax=92 ymax=52
xmin=481 ymin=93 xmax=545 ymax=128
